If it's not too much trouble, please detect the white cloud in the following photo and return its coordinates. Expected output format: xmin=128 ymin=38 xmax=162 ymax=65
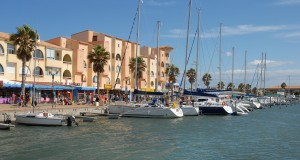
xmin=249 ymin=59 xmax=293 ymax=67
xmin=273 ymin=0 xmax=300 ymax=5
xmin=225 ymin=51 xmax=232 ymax=57
xmin=281 ymin=32 xmax=300 ymax=38
xmin=204 ymin=24 xmax=288 ymax=38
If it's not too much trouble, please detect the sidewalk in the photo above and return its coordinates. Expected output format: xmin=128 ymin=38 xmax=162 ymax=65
xmin=0 ymin=103 xmax=106 ymax=112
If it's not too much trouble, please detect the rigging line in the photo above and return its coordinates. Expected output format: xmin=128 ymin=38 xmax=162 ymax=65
xmin=250 ymin=63 xmax=260 ymax=88
xmin=113 ymin=6 xmax=138 ymax=89
xmin=180 ymin=27 xmax=198 ymax=88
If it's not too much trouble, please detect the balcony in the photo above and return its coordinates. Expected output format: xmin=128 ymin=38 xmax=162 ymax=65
xmin=46 ymin=58 xmax=63 ymax=67
xmin=7 ymin=54 xmax=18 ymax=63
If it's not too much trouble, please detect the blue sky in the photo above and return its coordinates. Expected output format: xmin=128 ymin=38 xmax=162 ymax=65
xmin=1 ymin=0 xmax=300 ymax=88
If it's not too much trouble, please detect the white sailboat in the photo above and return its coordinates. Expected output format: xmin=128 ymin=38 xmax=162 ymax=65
xmin=180 ymin=0 xmax=200 ymax=116
xmin=108 ymin=0 xmax=183 ymax=118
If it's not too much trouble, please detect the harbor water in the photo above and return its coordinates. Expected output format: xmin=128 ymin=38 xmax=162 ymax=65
xmin=1 ymin=104 xmax=300 ymax=160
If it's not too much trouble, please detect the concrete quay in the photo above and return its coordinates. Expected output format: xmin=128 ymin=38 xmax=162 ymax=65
xmin=0 ymin=103 xmax=107 ymax=122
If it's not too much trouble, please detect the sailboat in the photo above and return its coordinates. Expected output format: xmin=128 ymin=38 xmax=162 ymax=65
xmin=196 ymin=24 xmax=233 ymax=115
xmin=108 ymin=0 xmax=183 ymax=118
xmin=180 ymin=3 xmax=200 ymax=116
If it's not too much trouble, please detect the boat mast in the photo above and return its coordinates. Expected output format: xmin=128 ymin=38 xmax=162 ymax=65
xmin=32 ymin=30 xmax=38 ymax=113
xmin=263 ymin=52 xmax=266 ymax=94
xmin=219 ymin=23 xmax=222 ymax=89
xmin=260 ymin=52 xmax=263 ymax=94
xmin=155 ymin=21 xmax=160 ymax=92
xmin=244 ymin=50 xmax=247 ymax=93
xmin=134 ymin=0 xmax=141 ymax=91
xmin=232 ymin=47 xmax=234 ymax=92
xmin=183 ymin=0 xmax=192 ymax=91
xmin=196 ymin=8 xmax=200 ymax=90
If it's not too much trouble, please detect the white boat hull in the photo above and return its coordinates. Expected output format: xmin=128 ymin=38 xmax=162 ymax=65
xmin=122 ymin=107 xmax=183 ymax=118
xmin=181 ymin=105 xmax=199 ymax=116
xmin=108 ymin=104 xmax=138 ymax=114
xmin=16 ymin=114 xmax=63 ymax=126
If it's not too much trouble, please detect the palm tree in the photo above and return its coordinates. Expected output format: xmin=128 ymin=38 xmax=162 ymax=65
xmin=10 ymin=25 xmax=38 ymax=104
xmin=281 ymin=82 xmax=287 ymax=89
xmin=238 ymin=83 xmax=245 ymax=92
xmin=245 ymin=84 xmax=251 ymax=93
xmin=252 ymin=87 xmax=258 ymax=95
xmin=217 ymin=81 xmax=225 ymax=90
xmin=128 ymin=57 xmax=146 ymax=89
xmin=87 ymin=45 xmax=110 ymax=95
xmin=226 ymin=82 xmax=234 ymax=90
xmin=165 ymin=64 xmax=180 ymax=83
xmin=202 ymin=73 xmax=212 ymax=88
xmin=186 ymin=68 xmax=196 ymax=91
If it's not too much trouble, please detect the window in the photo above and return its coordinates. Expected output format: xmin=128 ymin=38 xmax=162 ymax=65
xmin=18 ymin=66 xmax=31 ymax=76
xmin=0 ymin=44 xmax=4 ymax=54
xmin=161 ymin=62 xmax=164 ymax=67
xmin=7 ymin=44 xmax=15 ymax=54
xmin=166 ymin=63 xmax=169 ymax=68
xmin=112 ymin=53 xmax=115 ymax=59
xmin=0 ymin=64 xmax=4 ymax=74
xmin=116 ymin=65 xmax=121 ymax=73
xmin=106 ymin=77 xmax=111 ymax=84
xmin=83 ymin=60 xmax=87 ymax=68
xmin=6 ymin=63 xmax=15 ymax=73
xmin=151 ymin=81 xmax=154 ymax=87
xmin=63 ymin=70 xmax=72 ymax=79
xmin=46 ymin=48 xmax=55 ymax=59
xmin=33 ymin=49 xmax=44 ymax=59
xmin=161 ymin=72 xmax=164 ymax=77
xmin=116 ymin=54 xmax=121 ymax=61
xmin=93 ymin=76 xmax=98 ymax=83
xmin=151 ymin=71 xmax=154 ymax=77
xmin=34 ymin=67 xmax=43 ymax=76
xmin=118 ymin=44 xmax=120 ymax=47
xmin=63 ymin=54 xmax=72 ymax=63
xmin=116 ymin=78 xmax=120 ymax=84
xmin=93 ymin=36 xmax=97 ymax=41
xmin=82 ymin=75 xmax=86 ymax=82
xmin=166 ymin=53 xmax=169 ymax=57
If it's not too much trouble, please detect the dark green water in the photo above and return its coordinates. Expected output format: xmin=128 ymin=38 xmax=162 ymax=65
xmin=1 ymin=104 xmax=300 ymax=160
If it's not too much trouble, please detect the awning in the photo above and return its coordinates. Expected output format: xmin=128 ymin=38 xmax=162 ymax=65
xmin=75 ymin=86 xmax=96 ymax=91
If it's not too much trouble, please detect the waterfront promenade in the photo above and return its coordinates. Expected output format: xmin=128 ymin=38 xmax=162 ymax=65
xmin=0 ymin=103 xmax=106 ymax=122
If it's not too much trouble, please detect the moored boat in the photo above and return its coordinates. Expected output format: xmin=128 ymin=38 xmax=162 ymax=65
xmin=16 ymin=112 xmax=69 ymax=126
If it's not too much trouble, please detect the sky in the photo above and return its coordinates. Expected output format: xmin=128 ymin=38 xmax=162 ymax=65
xmin=1 ymin=0 xmax=300 ymax=88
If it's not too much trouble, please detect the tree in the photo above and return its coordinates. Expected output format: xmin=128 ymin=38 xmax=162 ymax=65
xmin=87 ymin=45 xmax=110 ymax=95
xmin=10 ymin=25 xmax=38 ymax=106
xmin=238 ymin=83 xmax=245 ymax=92
xmin=186 ymin=68 xmax=196 ymax=91
xmin=165 ymin=64 xmax=180 ymax=83
xmin=202 ymin=73 xmax=212 ymax=88
xmin=252 ymin=87 xmax=258 ymax=95
xmin=245 ymin=84 xmax=251 ymax=93
xmin=226 ymin=82 xmax=235 ymax=90
xmin=128 ymin=57 xmax=146 ymax=89
xmin=281 ymin=82 xmax=287 ymax=89
xmin=217 ymin=81 xmax=225 ymax=90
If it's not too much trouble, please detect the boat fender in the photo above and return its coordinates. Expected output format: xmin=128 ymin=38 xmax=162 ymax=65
xmin=172 ymin=103 xmax=177 ymax=108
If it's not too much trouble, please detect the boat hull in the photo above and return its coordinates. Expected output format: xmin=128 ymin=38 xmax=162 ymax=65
xmin=108 ymin=104 xmax=137 ymax=114
xmin=122 ymin=107 xmax=183 ymax=118
xmin=198 ymin=105 xmax=233 ymax=115
xmin=181 ymin=105 xmax=199 ymax=116
xmin=16 ymin=115 xmax=63 ymax=126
